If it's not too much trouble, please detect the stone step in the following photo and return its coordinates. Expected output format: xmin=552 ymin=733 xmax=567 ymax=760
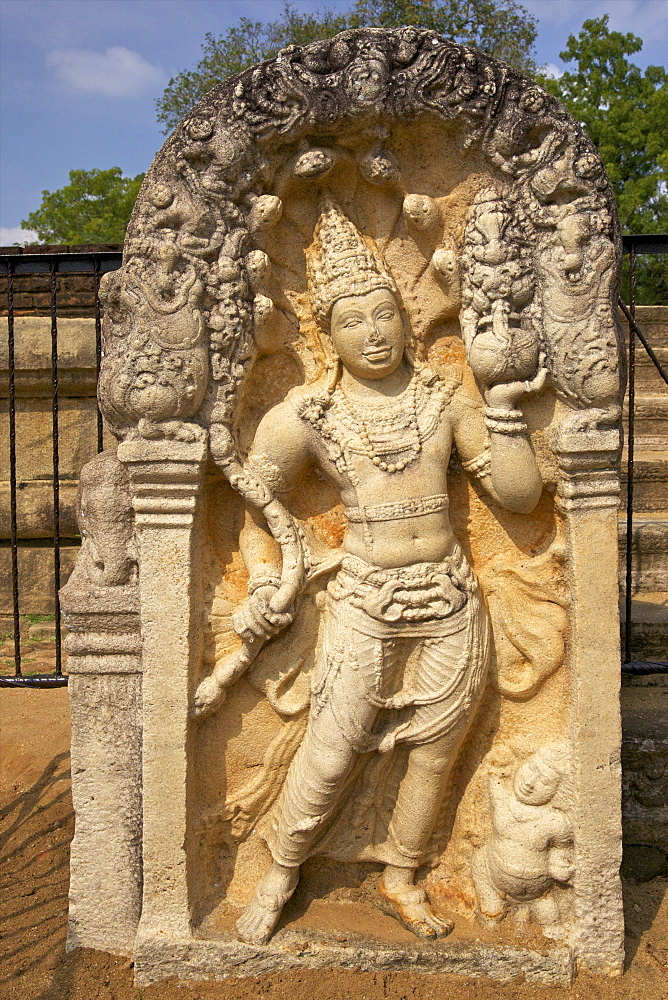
xmin=620 ymin=305 xmax=668 ymax=397
xmin=620 ymin=304 xmax=668 ymax=456
xmin=625 ymin=306 xmax=668 ymax=348
xmin=628 ymin=354 xmax=668 ymax=395
xmin=621 ymin=676 xmax=668 ymax=859
xmin=621 ymin=592 xmax=668 ymax=661
xmin=624 ymin=396 xmax=668 ymax=450
xmin=620 ymin=451 xmax=668 ymax=512
xmin=618 ymin=513 xmax=668 ymax=593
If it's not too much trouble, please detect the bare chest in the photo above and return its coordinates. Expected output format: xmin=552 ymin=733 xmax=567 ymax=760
xmin=307 ymin=393 xmax=453 ymax=507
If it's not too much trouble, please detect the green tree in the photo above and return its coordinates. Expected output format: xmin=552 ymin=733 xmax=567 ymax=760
xmin=156 ymin=0 xmax=537 ymax=132
xmin=538 ymin=16 xmax=668 ymax=304
xmin=22 ymin=167 xmax=145 ymax=245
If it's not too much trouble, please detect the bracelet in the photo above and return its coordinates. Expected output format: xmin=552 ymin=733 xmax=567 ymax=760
xmin=247 ymin=574 xmax=281 ymax=595
xmin=485 ymin=406 xmax=527 ymax=436
xmin=485 ymin=405 xmax=524 ymax=421
xmin=245 ymin=452 xmax=287 ymax=494
xmin=461 ymin=446 xmax=491 ymax=478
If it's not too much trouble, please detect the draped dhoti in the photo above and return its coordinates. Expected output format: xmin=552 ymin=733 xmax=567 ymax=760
xmin=264 ymin=544 xmax=490 ymax=869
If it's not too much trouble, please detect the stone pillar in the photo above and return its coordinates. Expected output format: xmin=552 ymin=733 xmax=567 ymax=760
xmin=62 ymin=584 xmax=143 ymax=957
xmin=556 ymin=426 xmax=625 ymax=975
xmin=117 ymin=438 xmax=207 ymax=942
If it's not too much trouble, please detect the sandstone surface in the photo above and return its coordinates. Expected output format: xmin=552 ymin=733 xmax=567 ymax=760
xmin=62 ymin=27 xmax=628 ymax=985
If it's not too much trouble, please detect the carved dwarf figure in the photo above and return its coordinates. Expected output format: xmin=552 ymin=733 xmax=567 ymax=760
xmin=203 ymin=197 xmax=546 ymax=945
xmin=74 ymin=451 xmax=138 ymax=589
xmin=472 ymin=743 xmax=574 ymax=939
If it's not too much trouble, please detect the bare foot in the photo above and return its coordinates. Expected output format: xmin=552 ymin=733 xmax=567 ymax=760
xmin=236 ymin=863 xmax=299 ymax=945
xmin=379 ymin=873 xmax=453 ymax=940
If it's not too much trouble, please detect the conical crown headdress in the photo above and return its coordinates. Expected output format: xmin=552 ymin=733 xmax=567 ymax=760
xmin=307 ymin=196 xmax=398 ymax=330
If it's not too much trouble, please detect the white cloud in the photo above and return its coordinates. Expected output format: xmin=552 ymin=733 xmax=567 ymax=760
xmin=0 ymin=226 xmax=38 ymax=247
xmin=605 ymin=0 xmax=668 ymax=41
xmin=541 ymin=63 xmax=565 ymax=80
xmin=45 ymin=45 xmax=165 ymax=98
xmin=525 ymin=0 xmax=668 ymax=38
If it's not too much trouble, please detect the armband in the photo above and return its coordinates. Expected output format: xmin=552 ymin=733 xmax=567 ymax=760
xmin=245 ymin=452 xmax=288 ymax=494
xmin=248 ymin=574 xmax=282 ymax=595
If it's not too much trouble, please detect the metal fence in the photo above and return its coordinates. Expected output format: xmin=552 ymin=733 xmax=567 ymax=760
xmin=1 ymin=250 xmax=122 ymax=687
xmin=1 ymin=239 xmax=667 ymax=688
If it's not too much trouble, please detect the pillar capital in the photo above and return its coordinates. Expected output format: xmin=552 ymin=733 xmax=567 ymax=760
xmin=554 ymin=425 xmax=621 ymax=513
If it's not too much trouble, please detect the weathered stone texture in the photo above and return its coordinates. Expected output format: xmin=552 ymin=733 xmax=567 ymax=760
xmin=62 ymin=26 xmax=630 ymax=985
xmin=67 ymin=667 xmax=143 ymax=956
xmin=133 ymin=932 xmax=575 ymax=987
xmin=61 ymin=451 xmax=142 ymax=956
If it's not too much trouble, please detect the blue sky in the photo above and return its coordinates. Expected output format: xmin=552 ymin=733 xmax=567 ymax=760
xmin=2 ymin=0 xmax=667 ymax=244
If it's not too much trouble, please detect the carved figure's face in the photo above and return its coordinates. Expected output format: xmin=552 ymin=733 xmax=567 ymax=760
xmin=346 ymin=58 xmax=388 ymax=104
xmin=513 ymin=759 xmax=560 ymax=806
xmin=330 ymin=288 xmax=405 ymax=380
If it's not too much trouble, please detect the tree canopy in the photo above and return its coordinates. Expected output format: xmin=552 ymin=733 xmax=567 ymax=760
xmin=22 ymin=167 xmax=145 ymax=245
xmin=156 ymin=0 xmax=538 ymax=132
xmin=538 ymin=16 xmax=667 ymax=303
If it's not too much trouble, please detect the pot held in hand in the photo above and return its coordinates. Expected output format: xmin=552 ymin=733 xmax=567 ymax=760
xmin=469 ymin=326 xmax=539 ymax=386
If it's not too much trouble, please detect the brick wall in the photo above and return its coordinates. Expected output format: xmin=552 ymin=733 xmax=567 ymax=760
xmin=0 ymin=244 xmax=122 ymax=318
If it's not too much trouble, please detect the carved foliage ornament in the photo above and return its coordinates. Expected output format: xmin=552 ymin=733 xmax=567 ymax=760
xmin=99 ymin=26 xmax=620 ymax=444
xmin=98 ymin=27 xmax=622 ymax=598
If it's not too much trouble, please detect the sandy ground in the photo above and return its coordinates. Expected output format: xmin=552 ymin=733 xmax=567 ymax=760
xmin=1 ymin=685 xmax=667 ymax=1000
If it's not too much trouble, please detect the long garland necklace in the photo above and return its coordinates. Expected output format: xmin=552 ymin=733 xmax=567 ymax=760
xmin=335 ymin=371 xmax=423 ymax=473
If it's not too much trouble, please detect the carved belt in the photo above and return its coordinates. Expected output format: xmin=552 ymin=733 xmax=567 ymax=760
xmin=329 ymin=545 xmax=472 ymax=625
xmin=344 ymin=493 xmax=449 ymax=523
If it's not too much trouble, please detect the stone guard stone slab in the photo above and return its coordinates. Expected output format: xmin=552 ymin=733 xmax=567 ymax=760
xmin=61 ymin=27 xmax=626 ymax=985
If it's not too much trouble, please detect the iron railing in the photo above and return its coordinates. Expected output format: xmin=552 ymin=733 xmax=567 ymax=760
xmin=1 ymin=240 xmax=667 ymax=687
xmin=1 ymin=249 xmax=122 ymax=687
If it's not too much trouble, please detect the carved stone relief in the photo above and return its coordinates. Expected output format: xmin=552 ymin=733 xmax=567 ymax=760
xmin=71 ymin=451 xmax=138 ymax=589
xmin=472 ymin=742 xmax=574 ymax=940
xmin=66 ymin=26 xmax=625 ymax=985
xmin=60 ymin=451 xmax=142 ymax=956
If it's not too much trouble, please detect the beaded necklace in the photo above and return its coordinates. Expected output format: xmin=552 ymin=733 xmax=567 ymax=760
xmin=334 ymin=371 xmax=422 ymax=473
xmin=296 ymin=364 xmax=456 ymax=556
xmin=297 ymin=365 xmax=455 ymax=483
